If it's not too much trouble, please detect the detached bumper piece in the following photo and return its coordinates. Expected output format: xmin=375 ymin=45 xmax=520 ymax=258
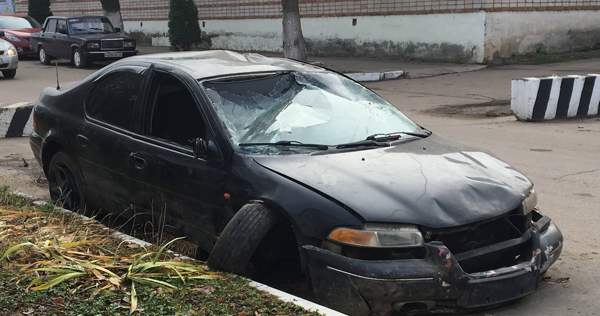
xmin=304 ymin=211 xmax=562 ymax=316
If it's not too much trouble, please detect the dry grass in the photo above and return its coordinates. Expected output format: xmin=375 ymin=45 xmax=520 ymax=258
xmin=0 ymin=188 xmax=319 ymax=315
xmin=0 ymin=202 xmax=221 ymax=314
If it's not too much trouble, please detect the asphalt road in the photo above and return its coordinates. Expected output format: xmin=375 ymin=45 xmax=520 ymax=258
xmin=2 ymin=57 xmax=600 ymax=315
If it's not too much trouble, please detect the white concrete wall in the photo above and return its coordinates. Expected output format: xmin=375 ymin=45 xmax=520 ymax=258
xmin=125 ymin=12 xmax=486 ymax=63
xmin=125 ymin=10 xmax=600 ymax=64
xmin=485 ymin=10 xmax=600 ymax=62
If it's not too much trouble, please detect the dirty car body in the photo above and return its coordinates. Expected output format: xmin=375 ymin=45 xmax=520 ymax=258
xmin=30 ymin=51 xmax=562 ymax=316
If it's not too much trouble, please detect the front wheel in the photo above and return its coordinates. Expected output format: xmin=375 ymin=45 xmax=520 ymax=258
xmin=208 ymin=203 xmax=277 ymax=275
xmin=72 ymin=48 xmax=88 ymax=68
xmin=47 ymin=152 xmax=85 ymax=211
xmin=39 ymin=47 xmax=52 ymax=65
xmin=2 ymin=70 xmax=16 ymax=79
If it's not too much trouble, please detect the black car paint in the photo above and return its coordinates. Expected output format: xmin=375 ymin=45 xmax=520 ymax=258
xmin=254 ymin=135 xmax=533 ymax=228
xmin=30 ymin=52 xmax=562 ymax=316
xmin=30 ymin=16 xmax=136 ymax=63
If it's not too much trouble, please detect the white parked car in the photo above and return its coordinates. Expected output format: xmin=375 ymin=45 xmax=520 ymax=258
xmin=0 ymin=34 xmax=18 ymax=79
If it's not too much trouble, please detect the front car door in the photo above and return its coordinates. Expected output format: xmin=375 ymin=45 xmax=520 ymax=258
xmin=41 ymin=18 xmax=57 ymax=56
xmin=127 ymin=66 xmax=228 ymax=253
xmin=78 ymin=66 xmax=148 ymax=217
xmin=54 ymin=19 xmax=71 ymax=59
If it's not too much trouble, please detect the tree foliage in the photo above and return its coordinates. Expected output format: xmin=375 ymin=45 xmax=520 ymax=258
xmin=28 ymin=0 xmax=53 ymax=25
xmin=168 ymin=0 xmax=202 ymax=51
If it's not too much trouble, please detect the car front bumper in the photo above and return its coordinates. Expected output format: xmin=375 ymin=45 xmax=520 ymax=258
xmin=85 ymin=49 xmax=138 ymax=61
xmin=0 ymin=53 xmax=18 ymax=70
xmin=303 ymin=213 xmax=563 ymax=316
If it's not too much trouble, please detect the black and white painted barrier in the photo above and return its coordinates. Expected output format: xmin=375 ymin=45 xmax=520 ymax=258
xmin=511 ymin=75 xmax=600 ymax=121
xmin=0 ymin=102 xmax=33 ymax=138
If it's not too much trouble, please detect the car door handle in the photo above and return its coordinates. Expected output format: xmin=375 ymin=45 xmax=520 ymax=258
xmin=130 ymin=152 xmax=148 ymax=170
xmin=76 ymin=134 xmax=89 ymax=148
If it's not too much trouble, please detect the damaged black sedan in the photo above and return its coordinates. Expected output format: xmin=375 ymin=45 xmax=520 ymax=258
xmin=30 ymin=50 xmax=563 ymax=316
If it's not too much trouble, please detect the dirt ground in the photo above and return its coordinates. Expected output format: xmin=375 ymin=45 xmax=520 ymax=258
xmin=2 ymin=58 xmax=600 ymax=315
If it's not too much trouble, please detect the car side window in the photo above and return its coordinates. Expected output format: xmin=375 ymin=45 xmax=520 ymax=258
xmin=56 ymin=19 xmax=68 ymax=34
xmin=87 ymin=71 xmax=144 ymax=131
xmin=45 ymin=19 xmax=57 ymax=33
xmin=147 ymin=72 xmax=206 ymax=148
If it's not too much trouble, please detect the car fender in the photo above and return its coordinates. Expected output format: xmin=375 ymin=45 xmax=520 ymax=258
xmin=233 ymin=156 xmax=364 ymax=246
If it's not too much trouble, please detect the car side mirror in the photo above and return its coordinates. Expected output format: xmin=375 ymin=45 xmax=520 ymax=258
xmin=193 ymin=137 xmax=220 ymax=161
xmin=115 ymin=27 xmax=121 ymax=33
xmin=193 ymin=137 xmax=208 ymax=158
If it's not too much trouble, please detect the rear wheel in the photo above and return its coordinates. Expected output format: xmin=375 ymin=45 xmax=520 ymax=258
xmin=72 ymin=48 xmax=88 ymax=68
xmin=39 ymin=47 xmax=52 ymax=65
xmin=1 ymin=70 xmax=16 ymax=79
xmin=47 ymin=152 xmax=84 ymax=211
xmin=208 ymin=203 xmax=277 ymax=275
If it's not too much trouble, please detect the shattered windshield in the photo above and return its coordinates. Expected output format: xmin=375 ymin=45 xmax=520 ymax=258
xmin=202 ymin=71 xmax=421 ymax=151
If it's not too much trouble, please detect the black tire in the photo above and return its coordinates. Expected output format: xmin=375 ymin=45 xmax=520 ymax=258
xmin=39 ymin=46 xmax=52 ymax=65
xmin=47 ymin=152 xmax=85 ymax=211
xmin=208 ymin=203 xmax=277 ymax=275
xmin=72 ymin=48 xmax=88 ymax=68
xmin=1 ymin=70 xmax=16 ymax=79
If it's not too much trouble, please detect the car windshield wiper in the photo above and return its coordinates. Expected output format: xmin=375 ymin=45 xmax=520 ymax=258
xmin=239 ymin=140 xmax=329 ymax=151
xmin=367 ymin=131 xmax=432 ymax=141
xmin=336 ymin=131 xmax=431 ymax=149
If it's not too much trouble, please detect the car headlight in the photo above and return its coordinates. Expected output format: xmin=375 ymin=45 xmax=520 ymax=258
xmin=6 ymin=47 xmax=17 ymax=57
xmin=87 ymin=42 xmax=100 ymax=50
xmin=328 ymin=224 xmax=424 ymax=248
xmin=522 ymin=188 xmax=538 ymax=215
xmin=5 ymin=33 xmax=20 ymax=42
xmin=123 ymin=41 xmax=135 ymax=48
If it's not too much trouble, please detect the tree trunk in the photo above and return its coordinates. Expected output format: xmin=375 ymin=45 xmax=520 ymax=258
xmin=100 ymin=0 xmax=124 ymax=31
xmin=282 ymin=0 xmax=306 ymax=61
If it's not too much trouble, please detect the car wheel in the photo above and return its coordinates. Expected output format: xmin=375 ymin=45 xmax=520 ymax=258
xmin=47 ymin=152 xmax=84 ymax=211
xmin=72 ymin=48 xmax=88 ymax=68
xmin=1 ymin=70 xmax=16 ymax=79
xmin=39 ymin=47 xmax=51 ymax=65
xmin=208 ymin=203 xmax=277 ymax=275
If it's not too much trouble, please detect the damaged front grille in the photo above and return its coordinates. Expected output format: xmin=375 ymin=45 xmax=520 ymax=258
xmin=424 ymin=210 xmax=533 ymax=274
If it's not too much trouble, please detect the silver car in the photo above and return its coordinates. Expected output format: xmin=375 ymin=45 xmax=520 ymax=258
xmin=0 ymin=35 xmax=18 ymax=79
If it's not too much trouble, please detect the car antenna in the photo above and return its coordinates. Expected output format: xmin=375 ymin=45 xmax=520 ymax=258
xmin=55 ymin=61 xmax=61 ymax=90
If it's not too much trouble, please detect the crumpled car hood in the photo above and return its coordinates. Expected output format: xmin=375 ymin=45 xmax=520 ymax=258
xmin=253 ymin=136 xmax=532 ymax=228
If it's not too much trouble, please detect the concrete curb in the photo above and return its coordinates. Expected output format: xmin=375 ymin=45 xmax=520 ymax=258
xmin=11 ymin=191 xmax=346 ymax=316
xmin=511 ymin=75 xmax=600 ymax=121
xmin=346 ymin=70 xmax=406 ymax=82
xmin=0 ymin=102 xmax=33 ymax=138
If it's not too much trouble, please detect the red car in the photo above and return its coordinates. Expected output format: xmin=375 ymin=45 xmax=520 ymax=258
xmin=0 ymin=14 xmax=42 ymax=58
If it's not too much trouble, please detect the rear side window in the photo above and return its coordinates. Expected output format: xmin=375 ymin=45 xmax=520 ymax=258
xmin=87 ymin=71 xmax=144 ymax=131
xmin=45 ymin=19 xmax=57 ymax=33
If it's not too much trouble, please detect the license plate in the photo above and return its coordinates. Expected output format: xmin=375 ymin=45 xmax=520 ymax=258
xmin=104 ymin=52 xmax=123 ymax=58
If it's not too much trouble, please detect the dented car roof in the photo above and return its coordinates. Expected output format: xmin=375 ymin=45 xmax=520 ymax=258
xmin=127 ymin=50 xmax=325 ymax=79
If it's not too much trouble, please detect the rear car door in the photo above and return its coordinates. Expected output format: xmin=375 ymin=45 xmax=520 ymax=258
xmin=127 ymin=67 xmax=228 ymax=252
xmin=78 ymin=66 xmax=148 ymax=216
